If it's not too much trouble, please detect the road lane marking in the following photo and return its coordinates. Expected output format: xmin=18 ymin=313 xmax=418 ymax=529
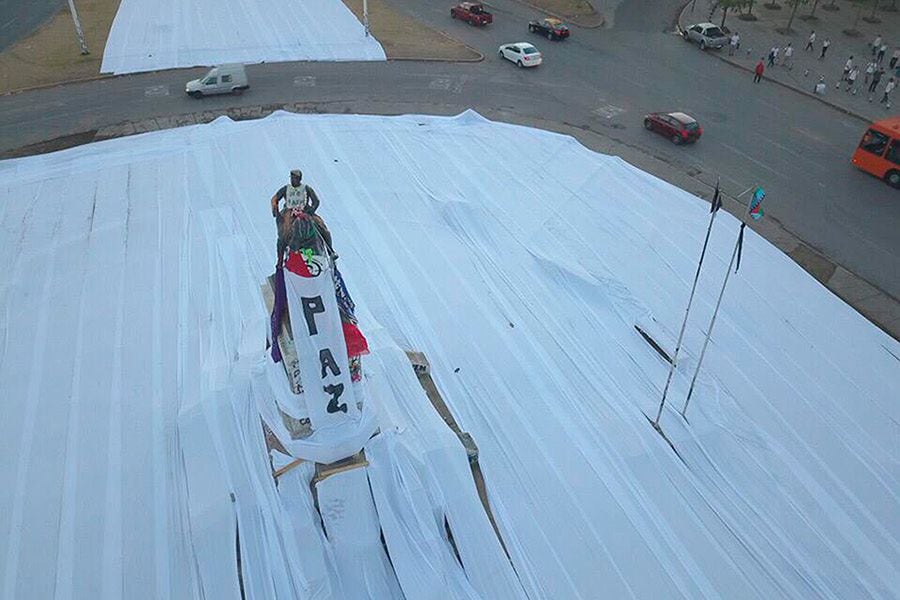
xmin=293 ymin=76 xmax=316 ymax=87
xmin=143 ymin=85 xmax=169 ymax=97
xmin=791 ymin=126 xmax=825 ymax=144
xmin=428 ymin=77 xmax=464 ymax=93
xmin=593 ymin=104 xmax=625 ymax=119
xmin=720 ymin=142 xmax=778 ymax=176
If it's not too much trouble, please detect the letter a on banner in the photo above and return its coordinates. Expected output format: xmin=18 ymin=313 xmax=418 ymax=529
xmin=283 ymin=261 xmax=361 ymax=430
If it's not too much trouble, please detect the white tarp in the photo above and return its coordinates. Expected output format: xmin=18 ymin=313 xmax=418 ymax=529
xmin=100 ymin=0 xmax=386 ymax=75
xmin=316 ymin=468 xmax=405 ymax=598
xmin=0 ymin=111 xmax=897 ymax=599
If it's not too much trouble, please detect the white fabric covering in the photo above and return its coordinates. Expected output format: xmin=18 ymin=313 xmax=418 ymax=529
xmin=316 ymin=467 xmax=405 ymax=598
xmin=101 ymin=0 xmax=386 ymax=75
xmin=0 ymin=111 xmax=897 ymax=599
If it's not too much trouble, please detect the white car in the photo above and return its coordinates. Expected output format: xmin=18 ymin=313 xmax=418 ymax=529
xmin=185 ymin=64 xmax=249 ymax=98
xmin=498 ymin=42 xmax=542 ymax=68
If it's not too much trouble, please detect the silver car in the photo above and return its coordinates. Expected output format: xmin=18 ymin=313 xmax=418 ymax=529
xmin=682 ymin=22 xmax=729 ymax=50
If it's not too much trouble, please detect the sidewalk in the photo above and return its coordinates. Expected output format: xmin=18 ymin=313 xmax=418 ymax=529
xmin=679 ymin=0 xmax=900 ymax=122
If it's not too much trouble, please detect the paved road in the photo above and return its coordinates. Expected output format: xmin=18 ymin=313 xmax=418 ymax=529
xmin=0 ymin=0 xmax=897 ymax=298
xmin=0 ymin=0 xmax=62 ymax=51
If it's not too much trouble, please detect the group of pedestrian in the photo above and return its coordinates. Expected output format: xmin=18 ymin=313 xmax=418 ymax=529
xmin=743 ymin=27 xmax=897 ymax=106
xmin=870 ymin=35 xmax=889 ymax=65
xmin=765 ymin=43 xmax=795 ymax=70
xmin=805 ymin=30 xmax=831 ymax=59
xmin=837 ymin=54 xmax=896 ymax=104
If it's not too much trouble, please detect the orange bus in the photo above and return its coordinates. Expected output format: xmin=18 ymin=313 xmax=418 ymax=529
xmin=852 ymin=116 xmax=900 ymax=188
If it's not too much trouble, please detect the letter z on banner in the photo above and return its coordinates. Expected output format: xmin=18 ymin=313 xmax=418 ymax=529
xmin=283 ymin=262 xmax=361 ymax=430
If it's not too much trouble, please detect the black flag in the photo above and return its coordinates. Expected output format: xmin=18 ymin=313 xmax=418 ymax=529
xmin=710 ymin=180 xmax=722 ymax=213
xmin=734 ymin=223 xmax=747 ymax=273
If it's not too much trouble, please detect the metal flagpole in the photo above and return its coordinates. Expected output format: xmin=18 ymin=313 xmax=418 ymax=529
xmin=652 ymin=180 xmax=722 ymax=428
xmin=363 ymin=0 xmax=370 ymax=36
xmin=67 ymin=0 xmax=90 ymax=55
xmin=680 ymin=223 xmax=745 ymax=418
xmin=681 ymin=184 xmax=764 ymax=419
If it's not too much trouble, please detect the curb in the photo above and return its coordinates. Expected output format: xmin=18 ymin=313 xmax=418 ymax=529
xmin=389 ymin=54 xmax=484 ymax=62
xmin=388 ymin=28 xmax=485 ymax=62
xmin=0 ymin=65 xmax=207 ymax=97
xmin=676 ymin=2 xmax=871 ymax=124
xmin=482 ymin=0 xmax=605 ymax=28
xmin=1 ymin=73 xmax=112 ymax=97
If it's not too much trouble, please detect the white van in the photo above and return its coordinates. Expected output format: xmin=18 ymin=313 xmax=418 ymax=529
xmin=185 ymin=64 xmax=249 ymax=98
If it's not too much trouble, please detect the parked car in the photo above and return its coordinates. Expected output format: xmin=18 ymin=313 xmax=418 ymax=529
xmin=450 ymin=2 xmax=493 ymax=25
xmin=498 ymin=42 xmax=543 ymax=67
xmin=528 ymin=17 xmax=570 ymax=40
xmin=643 ymin=112 xmax=703 ymax=144
xmin=682 ymin=22 xmax=729 ymax=50
xmin=186 ymin=64 xmax=249 ymax=98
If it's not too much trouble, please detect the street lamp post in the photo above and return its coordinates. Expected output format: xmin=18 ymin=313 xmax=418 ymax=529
xmin=67 ymin=0 xmax=90 ymax=55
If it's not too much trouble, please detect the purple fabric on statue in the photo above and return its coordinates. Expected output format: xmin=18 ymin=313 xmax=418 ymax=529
xmin=271 ymin=267 xmax=287 ymax=363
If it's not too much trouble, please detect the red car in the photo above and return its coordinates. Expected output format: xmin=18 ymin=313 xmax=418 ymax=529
xmin=528 ymin=18 xmax=570 ymax=40
xmin=450 ymin=2 xmax=493 ymax=25
xmin=643 ymin=112 xmax=702 ymax=145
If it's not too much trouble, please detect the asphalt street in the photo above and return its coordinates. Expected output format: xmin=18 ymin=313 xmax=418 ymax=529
xmin=0 ymin=0 xmax=62 ymax=51
xmin=0 ymin=0 xmax=897 ymax=298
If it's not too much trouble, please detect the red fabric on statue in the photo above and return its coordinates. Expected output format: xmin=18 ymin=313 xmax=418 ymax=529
xmin=285 ymin=252 xmax=313 ymax=277
xmin=342 ymin=322 xmax=369 ymax=357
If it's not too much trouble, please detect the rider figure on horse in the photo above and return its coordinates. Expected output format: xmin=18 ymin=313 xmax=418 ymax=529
xmin=271 ymin=169 xmax=335 ymax=268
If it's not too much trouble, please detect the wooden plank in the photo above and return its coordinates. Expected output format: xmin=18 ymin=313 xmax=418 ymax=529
xmin=403 ymin=352 xmax=510 ymax=559
xmin=314 ymin=450 xmax=369 ymax=484
xmin=273 ymin=457 xmax=305 ymax=479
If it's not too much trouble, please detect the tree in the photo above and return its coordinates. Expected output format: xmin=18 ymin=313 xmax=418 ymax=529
xmin=846 ymin=0 xmax=869 ymax=32
xmin=785 ymin=0 xmax=810 ymax=29
xmin=807 ymin=0 xmax=822 ymax=18
xmin=718 ymin=0 xmax=748 ymax=26
xmin=866 ymin=0 xmax=880 ymax=19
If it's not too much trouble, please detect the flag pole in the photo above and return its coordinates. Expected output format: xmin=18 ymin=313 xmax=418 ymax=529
xmin=680 ymin=223 xmax=745 ymax=418
xmin=652 ymin=179 xmax=722 ymax=429
xmin=363 ymin=0 xmax=370 ymax=36
xmin=681 ymin=184 xmax=765 ymax=419
xmin=67 ymin=0 xmax=90 ymax=55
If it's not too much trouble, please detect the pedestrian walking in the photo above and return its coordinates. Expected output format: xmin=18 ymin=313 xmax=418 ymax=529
xmin=877 ymin=44 xmax=887 ymax=65
xmin=891 ymin=48 xmax=900 ymax=70
xmin=841 ymin=56 xmax=854 ymax=81
xmin=767 ymin=46 xmax=778 ymax=67
xmin=782 ymin=43 xmax=794 ymax=69
xmin=820 ymin=38 xmax=830 ymax=59
xmin=806 ymin=30 xmax=816 ymax=51
xmin=868 ymin=67 xmax=884 ymax=100
xmin=872 ymin=35 xmax=882 ymax=57
xmin=846 ymin=66 xmax=859 ymax=93
xmin=865 ymin=60 xmax=876 ymax=84
xmin=729 ymin=32 xmax=740 ymax=56
xmin=754 ymin=59 xmax=765 ymax=83
xmin=881 ymin=78 xmax=896 ymax=106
